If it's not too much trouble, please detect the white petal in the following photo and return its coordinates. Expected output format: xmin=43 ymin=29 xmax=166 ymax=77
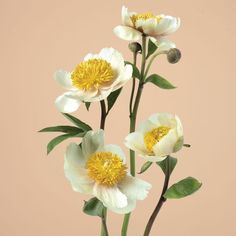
xmin=125 ymin=132 xmax=148 ymax=156
xmin=65 ymin=143 xmax=86 ymax=168
xmin=111 ymin=64 xmax=133 ymax=91
xmin=138 ymin=119 xmax=157 ymax=133
xmin=113 ymin=26 xmax=142 ymax=41
xmin=107 ymin=198 xmax=136 ymax=214
xmin=64 ymin=162 xmax=94 ymax=194
xmin=93 ymin=184 xmax=128 ymax=209
xmin=55 ymin=92 xmax=81 ymax=113
xmin=140 ymin=154 xmax=167 ymax=162
xmin=118 ymin=175 xmax=151 ymax=200
xmin=151 ymin=38 xmax=176 ymax=53
xmin=153 ymin=129 xmax=178 ymax=156
xmin=175 ymin=115 xmax=184 ymax=137
xmin=84 ymin=88 xmax=112 ymax=102
xmin=101 ymin=144 xmax=126 ymax=163
xmin=137 ymin=18 xmax=158 ymax=36
xmin=82 ymin=130 xmax=104 ymax=157
xmin=148 ymin=113 xmax=176 ymax=128
xmin=54 ymin=70 xmax=73 ymax=90
xmin=121 ymin=6 xmax=134 ymax=27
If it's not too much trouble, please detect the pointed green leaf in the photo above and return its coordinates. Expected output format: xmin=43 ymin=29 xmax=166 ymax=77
xmin=85 ymin=102 xmax=91 ymax=111
xmin=164 ymin=177 xmax=202 ymax=199
xmin=146 ymin=39 xmax=158 ymax=59
xmin=173 ymin=137 xmax=184 ymax=152
xmin=47 ymin=133 xmax=74 ymax=154
xmin=157 ymin=156 xmax=177 ymax=176
xmin=146 ymin=74 xmax=176 ymax=89
xmin=62 ymin=113 xmax=92 ymax=131
xmin=138 ymin=161 xmax=153 ymax=174
xmin=107 ymin=88 xmax=122 ymax=113
xmin=83 ymin=197 xmax=105 ymax=217
xmin=39 ymin=126 xmax=83 ymax=134
xmin=125 ymin=61 xmax=141 ymax=79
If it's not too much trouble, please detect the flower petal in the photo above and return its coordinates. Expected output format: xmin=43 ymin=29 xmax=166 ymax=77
xmin=153 ymin=129 xmax=178 ymax=156
xmin=119 ymin=175 xmax=151 ymax=200
xmin=140 ymin=154 xmax=167 ymax=163
xmin=64 ymin=162 xmax=94 ymax=194
xmin=121 ymin=6 xmax=135 ymax=27
xmin=93 ymin=184 xmax=128 ymax=209
xmin=113 ymin=26 xmax=142 ymax=41
xmin=65 ymin=143 xmax=86 ymax=168
xmin=125 ymin=132 xmax=148 ymax=156
xmin=82 ymin=130 xmax=104 ymax=157
xmin=54 ymin=70 xmax=73 ymax=89
xmin=101 ymin=144 xmax=126 ymax=163
xmin=107 ymin=198 xmax=136 ymax=214
xmin=55 ymin=92 xmax=81 ymax=113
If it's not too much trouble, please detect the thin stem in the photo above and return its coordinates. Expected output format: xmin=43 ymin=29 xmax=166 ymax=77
xmin=121 ymin=35 xmax=147 ymax=236
xmin=101 ymin=208 xmax=109 ymax=236
xmin=99 ymin=100 xmax=109 ymax=236
xmin=100 ymin=100 xmax=107 ymax=130
xmin=129 ymin=52 xmax=137 ymax=116
xmin=143 ymin=157 xmax=171 ymax=236
xmin=144 ymin=50 xmax=168 ymax=79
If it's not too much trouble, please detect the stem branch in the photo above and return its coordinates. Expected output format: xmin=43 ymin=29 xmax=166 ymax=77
xmin=143 ymin=157 xmax=171 ymax=236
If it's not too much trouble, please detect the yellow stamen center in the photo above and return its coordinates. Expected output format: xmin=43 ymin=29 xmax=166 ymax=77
xmin=144 ymin=126 xmax=171 ymax=154
xmin=71 ymin=59 xmax=114 ymax=91
xmin=130 ymin=12 xmax=162 ymax=27
xmin=86 ymin=152 xmax=127 ymax=187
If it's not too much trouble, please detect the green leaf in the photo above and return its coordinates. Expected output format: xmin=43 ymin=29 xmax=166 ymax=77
xmin=39 ymin=126 xmax=83 ymax=134
xmin=107 ymin=88 xmax=122 ymax=113
xmin=164 ymin=177 xmax=202 ymax=199
xmin=85 ymin=102 xmax=91 ymax=111
xmin=146 ymin=39 xmax=158 ymax=59
xmin=173 ymin=137 xmax=184 ymax=152
xmin=83 ymin=197 xmax=105 ymax=217
xmin=125 ymin=61 xmax=141 ymax=79
xmin=157 ymin=156 xmax=177 ymax=176
xmin=62 ymin=113 xmax=92 ymax=131
xmin=138 ymin=161 xmax=153 ymax=174
xmin=47 ymin=133 xmax=74 ymax=154
xmin=146 ymin=74 xmax=176 ymax=89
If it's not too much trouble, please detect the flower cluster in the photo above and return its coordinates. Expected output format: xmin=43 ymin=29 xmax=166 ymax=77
xmin=41 ymin=5 xmax=201 ymax=236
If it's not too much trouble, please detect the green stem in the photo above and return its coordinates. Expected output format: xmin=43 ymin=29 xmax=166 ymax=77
xmin=143 ymin=157 xmax=171 ymax=236
xmin=100 ymin=100 xmax=107 ymax=130
xmin=129 ymin=52 xmax=137 ymax=116
xmin=121 ymin=35 xmax=147 ymax=236
xmin=144 ymin=50 xmax=168 ymax=78
xmin=101 ymin=208 xmax=109 ymax=236
xmin=100 ymin=100 xmax=109 ymax=236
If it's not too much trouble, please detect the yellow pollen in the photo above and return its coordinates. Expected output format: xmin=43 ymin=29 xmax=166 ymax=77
xmin=86 ymin=152 xmax=127 ymax=187
xmin=144 ymin=126 xmax=171 ymax=154
xmin=71 ymin=59 xmax=114 ymax=91
xmin=130 ymin=12 xmax=162 ymax=27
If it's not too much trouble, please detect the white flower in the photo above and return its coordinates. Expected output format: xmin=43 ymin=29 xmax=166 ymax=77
xmin=151 ymin=38 xmax=176 ymax=54
xmin=114 ymin=6 xmax=180 ymax=41
xmin=125 ymin=113 xmax=184 ymax=162
xmin=64 ymin=130 xmax=151 ymax=214
xmin=54 ymin=48 xmax=133 ymax=113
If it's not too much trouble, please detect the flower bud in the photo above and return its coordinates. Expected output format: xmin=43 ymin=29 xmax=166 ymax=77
xmin=167 ymin=48 xmax=181 ymax=64
xmin=128 ymin=42 xmax=142 ymax=54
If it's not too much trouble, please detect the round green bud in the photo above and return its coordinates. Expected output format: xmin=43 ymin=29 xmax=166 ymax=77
xmin=128 ymin=42 xmax=142 ymax=54
xmin=167 ymin=48 xmax=181 ymax=64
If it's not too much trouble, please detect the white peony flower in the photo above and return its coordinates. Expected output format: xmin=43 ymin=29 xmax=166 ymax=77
xmin=64 ymin=130 xmax=151 ymax=214
xmin=114 ymin=6 xmax=180 ymax=41
xmin=125 ymin=113 xmax=184 ymax=162
xmin=54 ymin=48 xmax=133 ymax=113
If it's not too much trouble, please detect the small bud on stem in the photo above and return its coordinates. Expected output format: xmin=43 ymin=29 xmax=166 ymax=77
xmin=128 ymin=42 xmax=142 ymax=54
xmin=167 ymin=48 xmax=181 ymax=64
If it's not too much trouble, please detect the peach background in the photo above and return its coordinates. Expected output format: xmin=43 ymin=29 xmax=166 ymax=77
xmin=1 ymin=0 xmax=236 ymax=235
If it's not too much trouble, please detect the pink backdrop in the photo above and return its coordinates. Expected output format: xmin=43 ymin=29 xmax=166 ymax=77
xmin=1 ymin=0 xmax=236 ymax=235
